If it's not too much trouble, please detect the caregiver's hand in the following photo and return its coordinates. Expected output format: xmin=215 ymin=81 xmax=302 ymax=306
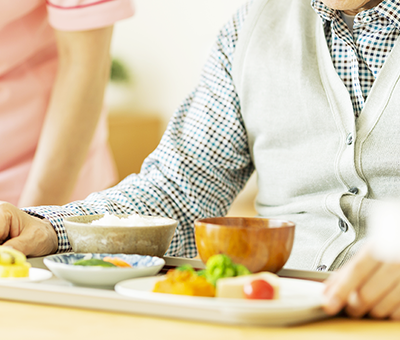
xmin=0 ymin=202 xmax=58 ymax=256
xmin=323 ymin=244 xmax=400 ymax=319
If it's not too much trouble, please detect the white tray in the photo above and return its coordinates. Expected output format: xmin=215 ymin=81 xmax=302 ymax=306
xmin=0 ymin=256 xmax=330 ymax=327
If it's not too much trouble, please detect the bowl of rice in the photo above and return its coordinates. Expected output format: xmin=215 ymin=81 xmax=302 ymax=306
xmin=63 ymin=213 xmax=178 ymax=257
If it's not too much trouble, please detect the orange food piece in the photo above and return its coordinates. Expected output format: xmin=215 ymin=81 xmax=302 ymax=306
xmin=153 ymin=269 xmax=215 ymax=297
xmin=103 ymin=257 xmax=132 ymax=267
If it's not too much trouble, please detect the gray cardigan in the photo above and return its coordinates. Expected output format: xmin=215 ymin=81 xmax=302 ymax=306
xmin=232 ymin=0 xmax=400 ymax=270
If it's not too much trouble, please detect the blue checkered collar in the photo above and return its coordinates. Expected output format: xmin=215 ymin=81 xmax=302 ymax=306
xmin=311 ymin=0 xmax=400 ymax=31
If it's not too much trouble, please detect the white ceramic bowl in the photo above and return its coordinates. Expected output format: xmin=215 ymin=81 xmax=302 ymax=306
xmin=63 ymin=214 xmax=178 ymax=257
xmin=44 ymin=253 xmax=165 ymax=288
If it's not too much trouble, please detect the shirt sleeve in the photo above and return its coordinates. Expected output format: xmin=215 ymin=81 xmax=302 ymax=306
xmin=24 ymin=2 xmax=253 ymax=257
xmin=46 ymin=0 xmax=134 ymax=31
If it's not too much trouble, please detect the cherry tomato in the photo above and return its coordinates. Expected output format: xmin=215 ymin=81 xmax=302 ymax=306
xmin=243 ymin=279 xmax=274 ymax=300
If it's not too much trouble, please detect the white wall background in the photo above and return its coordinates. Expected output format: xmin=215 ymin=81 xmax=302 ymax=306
xmin=107 ymin=0 xmax=247 ymax=126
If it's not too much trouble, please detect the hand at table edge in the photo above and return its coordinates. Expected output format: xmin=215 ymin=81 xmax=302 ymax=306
xmin=322 ymin=244 xmax=400 ymax=320
xmin=0 ymin=201 xmax=58 ymax=257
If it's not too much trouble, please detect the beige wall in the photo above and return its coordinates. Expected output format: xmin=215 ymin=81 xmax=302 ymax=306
xmin=107 ymin=0 xmax=247 ymax=127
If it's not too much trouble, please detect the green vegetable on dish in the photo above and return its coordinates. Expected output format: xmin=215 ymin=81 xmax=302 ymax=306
xmin=73 ymin=259 xmax=117 ymax=267
xmin=172 ymin=254 xmax=251 ymax=286
xmin=235 ymin=263 xmax=251 ymax=276
xmin=204 ymin=254 xmax=251 ymax=286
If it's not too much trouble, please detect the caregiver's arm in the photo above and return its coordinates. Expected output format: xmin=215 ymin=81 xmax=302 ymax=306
xmin=18 ymin=26 xmax=113 ymax=207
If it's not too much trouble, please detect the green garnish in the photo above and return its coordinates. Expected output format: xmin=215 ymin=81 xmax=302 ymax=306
xmin=204 ymin=254 xmax=251 ymax=286
xmin=73 ymin=259 xmax=117 ymax=267
xmin=235 ymin=263 xmax=251 ymax=277
xmin=169 ymin=255 xmax=251 ymax=286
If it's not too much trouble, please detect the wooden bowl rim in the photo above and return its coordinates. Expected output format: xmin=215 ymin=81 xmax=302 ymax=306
xmin=194 ymin=217 xmax=295 ymax=230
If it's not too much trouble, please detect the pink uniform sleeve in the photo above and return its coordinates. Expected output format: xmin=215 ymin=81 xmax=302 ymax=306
xmin=46 ymin=0 xmax=134 ymax=31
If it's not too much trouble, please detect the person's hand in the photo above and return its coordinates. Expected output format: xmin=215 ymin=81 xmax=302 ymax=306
xmin=0 ymin=202 xmax=58 ymax=256
xmin=323 ymin=244 xmax=400 ymax=319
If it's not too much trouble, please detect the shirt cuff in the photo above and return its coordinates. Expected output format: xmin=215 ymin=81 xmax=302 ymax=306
xmin=47 ymin=0 xmax=134 ymax=32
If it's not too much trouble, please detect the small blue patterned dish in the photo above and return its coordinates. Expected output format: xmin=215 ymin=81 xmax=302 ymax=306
xmin=44 ymin=253 xmax=165 ymax=288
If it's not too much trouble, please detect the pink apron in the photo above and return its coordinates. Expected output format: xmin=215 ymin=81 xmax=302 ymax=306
xmin=0 ymin=0 xmax=133 ymax=205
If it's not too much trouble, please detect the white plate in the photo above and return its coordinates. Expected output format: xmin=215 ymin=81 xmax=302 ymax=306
xmin=0 ymin=268 xmax=52 ymax=283
xmin=115 ymin=276 xmax=329 ymax=326
xmin=44 ymin=253 xmax=165 ymax=288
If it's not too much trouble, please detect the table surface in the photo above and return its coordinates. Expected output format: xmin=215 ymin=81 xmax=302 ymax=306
xmin=1 ymin=258 xmax=400 ymax=340
xmin=1 ymin=299 xmax=400 ymax=340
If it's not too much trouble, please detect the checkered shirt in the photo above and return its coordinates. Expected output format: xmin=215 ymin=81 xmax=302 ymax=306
xmin=312 ymin=0 xmax=400 ymax=116
xmin=24 ymin=3 xmax=254 ymax=257
xmin=24 ymin=0 xmax=400 ymax=256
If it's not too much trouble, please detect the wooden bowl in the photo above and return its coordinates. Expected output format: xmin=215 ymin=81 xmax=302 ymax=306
xmin=194 ymin=217 xmax=295 ymax=273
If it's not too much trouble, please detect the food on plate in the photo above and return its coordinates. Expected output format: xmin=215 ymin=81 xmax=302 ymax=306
xmin=0 ymin=246 xmax=31 ymax=278
xmin=153 ymin=267 xmax=215 ymax=297
xmin=243 ymin=279 xmax=275 ymax=300
xmin=103 ymin=256 xmax=132 ymax=267
xmin=73 ymin=259 xmax=117 ymax=267
xmin=152 ymin=254 xmax=255 ymax=298
xmin=216 ymin=272 xmax=280 ymax=300
xmin=198 ymin=254 xmax=251 ymax=286
xmin=90 ymin=212 xmax=170 ymax=226
xmin=152 ymin=257 xmax=280 ymax=300
xmin=73 ymin=257 xmax=133 ymax=268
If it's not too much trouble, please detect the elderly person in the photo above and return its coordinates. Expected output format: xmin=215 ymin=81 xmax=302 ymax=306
xmin=1 ymin=0 xmax=399 ymax=319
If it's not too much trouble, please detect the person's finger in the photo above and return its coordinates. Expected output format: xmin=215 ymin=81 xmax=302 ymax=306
xmin=323 ymin=247 xmax=380 ymax=315
xmin=344 ymin=262 xmax=400 ymax=318
xmin=369 ymin=278 xmax=400 ymax=319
